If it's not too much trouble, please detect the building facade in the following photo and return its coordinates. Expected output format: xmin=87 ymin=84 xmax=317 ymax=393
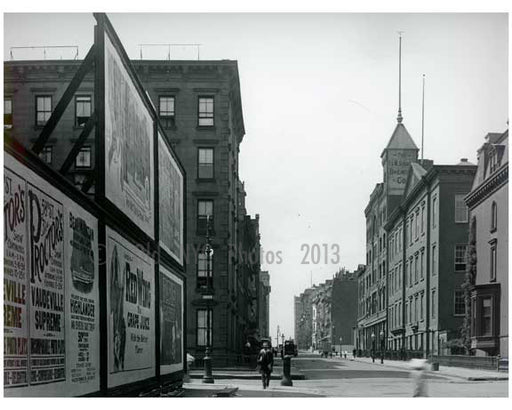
xmin=357 ymin=119 xmax=419 ymax=355
xmin=294 ymin=287 xmax=315 ymax=350
xmin=465 ymin=130 xmax=508 ymax=357
xmin=4 ymin=57 xmax=263 ymax=364
xmin=386 ymin=160 xmax=477 ymax=356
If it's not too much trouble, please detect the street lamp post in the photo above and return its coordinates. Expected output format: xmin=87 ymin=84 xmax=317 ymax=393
xmin=202 ymin=216 xmax=214 ymax=383
xmin=371 ymin=332 xmax=376 ymax=363
xmin=339 ymin=337 xmax=343 ymax=357
xmin=380 ymin=330 xmax=385 ymax=364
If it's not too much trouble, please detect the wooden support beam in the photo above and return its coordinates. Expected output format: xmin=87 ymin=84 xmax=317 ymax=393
xmin=32 ymin=44 xmax=96 ymax=155
xmin=59 ymin=112 xmax=96 ymax=175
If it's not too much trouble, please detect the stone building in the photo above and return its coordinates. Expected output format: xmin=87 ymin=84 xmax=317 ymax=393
xmin=4 ymin=57 xmax=262 ymax=364
xmin=294 ymin=287 xmax=315 ymax=350
xmin=385 ymin=160 xmax=477 ymax=356
xmin=465 ymin=130 xmax=508 ymax=357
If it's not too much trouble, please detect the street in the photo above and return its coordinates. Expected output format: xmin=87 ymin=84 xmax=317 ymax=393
xmin=186 ymin=352 xmax=508 ymax=397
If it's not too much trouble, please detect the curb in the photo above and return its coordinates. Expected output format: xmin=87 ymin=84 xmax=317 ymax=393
xmin=351 ymin=358 xmax=508 ymax=381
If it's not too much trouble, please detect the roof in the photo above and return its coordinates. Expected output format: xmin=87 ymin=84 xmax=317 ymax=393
xmin=381 ymin=123 xmax=418 ymax=157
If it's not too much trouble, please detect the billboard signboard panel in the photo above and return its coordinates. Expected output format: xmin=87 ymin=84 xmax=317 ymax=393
xmin=106 ymin=226 xmax=156 ymax=388
xmin=158 ymin=133 xmax=184 ymax=265
xmin=104 ymin=32 xmax=155 ymax=239
xmin=4 ymin=153 xmax=100 ymax=397
xmin=159 ymin=265 xmax=184 ymax=375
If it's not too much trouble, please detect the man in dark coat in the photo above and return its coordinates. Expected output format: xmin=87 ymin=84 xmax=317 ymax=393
xmin=258 ymin=340 xmax=274 ymax=389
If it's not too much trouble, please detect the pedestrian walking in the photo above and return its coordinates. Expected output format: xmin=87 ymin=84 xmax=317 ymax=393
xmin=257 ymin=339 xmax=274 ymax=390
xmin=409 ymin=359 xmax=428 ymax=397
xmin=352 ymin=348 xmax=356 ymax=359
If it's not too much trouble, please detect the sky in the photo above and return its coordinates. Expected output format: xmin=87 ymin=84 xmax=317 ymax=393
xmin=3 ymin=12 xmax=509 ymax=342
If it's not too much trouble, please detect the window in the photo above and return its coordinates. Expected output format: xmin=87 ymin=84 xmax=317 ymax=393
xmin=197 ymin=309 xmax=213 ymax=346
xmin=420 ymin=250 xmax=425 ymax=280
xmin=36 ymin=96 xmax=52 ymax=126
xmin=159 ymin=96 xmax=175 ymax=128
xmin=481 ymin=297 xmax=492 ymax=336
xmin=414 ymin=296 xmax=418 ymax=322
xmin=39 ymin=145 xmax=53 ymax=164
xmin=455 ymin=194 xmax=468 ymax=223
xmin=415 ymin=210 xmax=420 ymax=240
xmin=432 ymin=245 xmax=437 ymax=276
xmin=197 ymin=252 xmax=213 ymax=289
xmin=414 ymin=254 xmax=419 ymax=283
xmin=421 ymin=205 xmax=425 ymax=234
xmin=491 ymin=201 xmax=497 ymax=232
xmin=454 ymin=290 xmax=465 ymax=316
xmin=198 ymin=148 xmax=214 ymax=179
xmin=455 ymin=244 xmax=467 ymax=271
xmin=75 ymin=95 xmax=91 ymax=127
xmin=409 ymin=257 xmax=413 ymax=287
xmin=75 ymin=146 xmax=92 ymax=168
xmin=432 ymin=196 xmax=437 ymax=228
xmin=4 ymin=98 xmax=13 ymax=129
xmin=420 ymin=293 xmax=424 ymax=320
xmin=431 ymin=290 xmax=436 ymax=318
xmin=490 ymin=241 xmax=497 ymax=282
xmin=198 ymin=96 xmax=214 ymax=126
xmin=197 ymin=200 xmax=214 ymax=235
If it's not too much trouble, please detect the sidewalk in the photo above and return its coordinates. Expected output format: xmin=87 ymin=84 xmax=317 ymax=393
xmin=189 ymin=365 xmax=305 ymax=380
xmin=182 ymin=378 xmax=324 ymax=397
xmin=347 ymin=356 xmax=508 ymax=381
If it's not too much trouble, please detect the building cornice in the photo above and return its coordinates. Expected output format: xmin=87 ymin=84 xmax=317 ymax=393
xmin=465 ymin=163 xmax=508 ymax=209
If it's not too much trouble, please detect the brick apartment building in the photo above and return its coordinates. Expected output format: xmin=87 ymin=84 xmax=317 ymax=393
xmin=4 ymin=57 xmax=265 ymax=364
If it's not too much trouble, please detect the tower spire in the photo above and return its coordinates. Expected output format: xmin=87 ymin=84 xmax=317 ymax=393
xmin=397 ymin=31 xmax=404 ymax=124
xmin=421 ymin=74 xmax=425 ymax=162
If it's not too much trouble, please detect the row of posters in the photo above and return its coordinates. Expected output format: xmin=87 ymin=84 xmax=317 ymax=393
xmin=104 ymin=31 xmax=184 ymax=268
xmin=4 ymin=153 xmax=185 ymax=395
xmin=4 ymin=153 xmax=100 ymax=397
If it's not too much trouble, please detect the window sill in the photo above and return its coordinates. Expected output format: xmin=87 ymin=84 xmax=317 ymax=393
xmin=196 ymin=126 xmax=216 ymax=131
xmin=196 ymin=178 xmax=216 ymax=183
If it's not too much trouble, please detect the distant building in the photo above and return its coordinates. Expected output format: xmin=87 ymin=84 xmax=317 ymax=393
xmin=465 ymin=130 xmax=508 ymax=357
xmin=295 ymin=267 xmax=362 ymax=353
xmin=259 ymin=271 xmax=271 ymax=339
xmin=331 ymin=267 xmax=362 ymax=351
xmin=294 ymin=287 xmax=315 ymax=350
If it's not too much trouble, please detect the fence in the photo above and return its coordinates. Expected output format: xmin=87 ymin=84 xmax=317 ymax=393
xmin=433 ymin=355 xmax=501 ymax=371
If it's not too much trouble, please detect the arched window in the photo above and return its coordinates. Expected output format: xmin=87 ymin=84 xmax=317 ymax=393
xmin=491 ymin=201 xmax=497 ymax=232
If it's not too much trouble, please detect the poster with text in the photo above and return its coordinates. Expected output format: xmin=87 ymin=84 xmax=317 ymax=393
xmin=4 ymin=153 xmax=100 ymax=397
xmin=4 ymin=168 xmax=29 ymax=388
xmin=27 ymin=182 xmax=66 ymax=386
xmin=65 ymin=201 xmax=99 ymax=394
xmin=159 ymin=266 xmax=184 ymax=375
xmin=106 ymin=227 xmax=155 ymax=387
xmin=158 ymin=134 xmax=184 ymax=264
xmin=104 ymin=33 xmax=154 ymax=239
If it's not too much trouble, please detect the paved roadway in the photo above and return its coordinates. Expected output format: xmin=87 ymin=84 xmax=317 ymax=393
xmin=228 ymin=353 xmax=508 ymax=397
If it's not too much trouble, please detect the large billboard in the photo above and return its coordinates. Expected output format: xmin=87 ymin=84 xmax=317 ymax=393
xmin=104 ymin=32 xmax=155 ymax=239
xmin=159 ymin=266 xmax=184 ymax=375
xmin=4 ymin=153 xmax=100 ymax=397
xmin=158 ymin=133 xmax=184 ymax=265
xmin=106 ymin=227 xmax=155 ymax=388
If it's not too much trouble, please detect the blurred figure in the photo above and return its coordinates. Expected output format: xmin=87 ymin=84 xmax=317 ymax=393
xmin=409 ymin=358 xmax=428 ymax=397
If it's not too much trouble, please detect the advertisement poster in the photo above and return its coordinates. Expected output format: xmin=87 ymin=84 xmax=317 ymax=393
xmin=106 ymin=227 xmax=155 ymax=387
xmin=4 ymin=168 xmax=29 ymax=387
xmin=4 ymin=153 xmax=100 ymax=397
xmin=159 ymin=266 xmax=184 ymax=375
xmin=26 ymin=182 xmax=66 ymax=386
xmin=104 ymin=33 xmax=154 ymax=239
xmin=65 ymin=202 xmax=99 ymax=393
xmin=158 ymin=134 xmax=184 ymax=264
